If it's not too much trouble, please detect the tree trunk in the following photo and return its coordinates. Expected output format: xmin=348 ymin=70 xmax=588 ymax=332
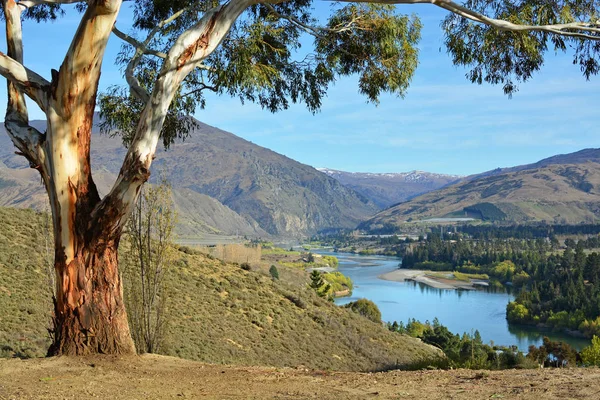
xmin=48 ymin=235 xmax=135 ymax=356
xmin=44 ymin=110 xmax=136 ymax=356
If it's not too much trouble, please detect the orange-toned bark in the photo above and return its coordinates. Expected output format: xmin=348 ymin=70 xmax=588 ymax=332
xmin=48 ymin=237 xmax=135 ymax=356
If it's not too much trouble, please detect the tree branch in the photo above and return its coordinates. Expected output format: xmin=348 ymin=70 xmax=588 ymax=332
xmin=112 ymin=27 xmax=167 ymax=59
xmin=53 ymin=0 xmax=121 ymax=119
xmin=264 ymin=3 xmax=361 ymax=38
xmin=344 ymin=0 xmax=600 ymax=41
xmin=2 ymin=0 xmax=48 ymax=169
xmin=18 ymin=0 xmax=85 ymax=7
xmin=0 ymin=52 xmax=50 ymax=107
xmin=112 ymin=3 xmax=199 ymax=103
xmin=98 ymin=0 xmax=267 ymax=234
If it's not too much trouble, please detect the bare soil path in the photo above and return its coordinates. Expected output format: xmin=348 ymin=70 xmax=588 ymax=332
xmin=1 ymin=355 xmax=600 ymax=399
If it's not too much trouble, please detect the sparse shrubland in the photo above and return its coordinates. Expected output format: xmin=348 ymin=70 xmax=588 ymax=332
xmin=0 ymin=207 xmax=442 ymax=371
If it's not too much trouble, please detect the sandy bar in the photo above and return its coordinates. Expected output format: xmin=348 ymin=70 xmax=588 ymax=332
xmin=378 ymin=269 xmax=473 ymax=290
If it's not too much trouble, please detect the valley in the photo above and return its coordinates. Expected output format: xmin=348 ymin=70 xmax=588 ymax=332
xmin=0 ymin=1 xmax=599 ymax=398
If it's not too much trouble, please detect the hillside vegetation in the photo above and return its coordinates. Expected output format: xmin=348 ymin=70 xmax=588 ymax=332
xmin=362 ymin=150 xmax=600 ymax=232
xmin=0 ymin=207 xmax=440 ymax=371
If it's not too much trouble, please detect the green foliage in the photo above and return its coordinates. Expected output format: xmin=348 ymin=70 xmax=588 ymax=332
xmin=322 ymin=271 xmax=353 ymax=294
xmin=413 ymin=261 xmax=453 ymax=271
xmin=309 ymin=270 xmax=331 ymax=299
xmin=388 ymin=318 xmax=535 ymax=370
xmin=579 ymin=317 xmax=600 ymax=338
xmin=492 ymin=260 xmax=516 ymax=281
xmin=581 ymin=335 xmax=600 ymax=366
xmin=344 ymin=299 xmax=381 ymax=323
xmin=527 ymin=337 xmax=578 ymax=368
xmin=269 ymin=265 xmax=279 ymax=280
xmin=262 ymin=247 xmax=300 ymax=256
xmin=316 ymin=4 xmax=421 ymax=103
xmin=322 ymin=255 xmax=339 ymax=268
xmin=506 ymin=302 xmax=530 ymax=324
xmin=443 ymin=1 xmax=600 ymax=96
xmin=100 ymin=2 xmax=424 ymax=147
xmin=99 ymin=85 xmax=198 ymax=149
xmin=427 ymin=271 xmax=489 ymax=282
xmin=512 ymin=271 xmax=531 ymax=288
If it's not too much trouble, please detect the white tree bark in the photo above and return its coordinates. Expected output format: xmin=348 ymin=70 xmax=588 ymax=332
xmin=103 ymin=0 xmax=263 ymax=228
xmin=348 ymin=0 xmax=600 ymax=41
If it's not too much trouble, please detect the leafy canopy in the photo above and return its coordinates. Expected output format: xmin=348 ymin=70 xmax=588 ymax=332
xmin=100 ymin=1 xmax=422 ymax=148
xmin=443 ymin=0 xmax=600 ymax=96
xmin=24 ymin=1 xmax=599 ymax=145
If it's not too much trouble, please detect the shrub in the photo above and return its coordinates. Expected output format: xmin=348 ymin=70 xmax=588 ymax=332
xmin=240 ymin=262 xmax=252 ymax=271
xmin=345 ymin=299 xmax=382 ymax=323
xmin=506 ymin=302 xmax=529 ymax=323
xmin=322 ymin=271 xmax=353 ymax=293
xmin=283 ymin=292 xmax=306 ymax=309
xmin=581 ymin=335 xmax=600 ymax=366
xmin=269 ymin=265 xmax=279 ymax=280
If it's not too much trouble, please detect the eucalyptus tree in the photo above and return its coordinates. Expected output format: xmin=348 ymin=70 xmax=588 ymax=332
xmin=0 ymin=0 xmax=598 ymax=356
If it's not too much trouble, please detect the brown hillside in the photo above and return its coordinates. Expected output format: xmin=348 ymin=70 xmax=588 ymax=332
xmin=363 ymin=156 xmax=600 ymax=231
xmin=0 ymin=119 xmax=377 ymax=238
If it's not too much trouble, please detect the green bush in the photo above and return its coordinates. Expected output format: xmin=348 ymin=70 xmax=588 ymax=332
xmin=506 ymin=302 xmax=529 ymax=323
xmin=269 ymin=265 xmax=279 ymax=280
xmin=322 ymin=255 xmax=339 ymax=268
xmin=322 ymin=271 xmax=353 ymax=293
xmin=344 ymin=299 xmax=381 ymax=323
xmin=581 ymin=335 xmax=600 ymax=366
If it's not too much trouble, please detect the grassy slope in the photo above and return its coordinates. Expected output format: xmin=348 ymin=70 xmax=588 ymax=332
xmin=0 ymin=207 xmax=441 ymax=371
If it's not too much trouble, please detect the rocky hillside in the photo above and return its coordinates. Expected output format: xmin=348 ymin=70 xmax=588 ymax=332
xmin=0 ymin=119 xmax=377 ymax=238
xmin=361 ymin=149 xmax=600 ymax=232
xmin=0 ymin=207 xmax=441 ymax=371
xmin=319 ymin=168 xmax=460 ymax=208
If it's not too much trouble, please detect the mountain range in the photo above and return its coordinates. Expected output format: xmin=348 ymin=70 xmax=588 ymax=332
xmin=317 ymin=168 xmax=460 ymax=209
xmin=3 ymin=117 xmax=600 ymax=237
xmin=361 ymin=148 xmax=600 ymax=232
xmin=0 ymin=119 xmax=378 ymax=238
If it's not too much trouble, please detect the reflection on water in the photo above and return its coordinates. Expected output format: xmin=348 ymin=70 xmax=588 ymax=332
xmin=321 ymin=251 xmax=591 ymax=352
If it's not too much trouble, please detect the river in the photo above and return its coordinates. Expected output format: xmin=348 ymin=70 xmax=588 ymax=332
xmin=323 ymin=251 xmax=590 ymax=352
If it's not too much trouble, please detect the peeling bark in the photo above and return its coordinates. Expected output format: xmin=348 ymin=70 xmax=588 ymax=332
xmin=41 ymin=0 xmax=136 ymax=356
xmin=48 ymin=237 xmax=135 ymax=356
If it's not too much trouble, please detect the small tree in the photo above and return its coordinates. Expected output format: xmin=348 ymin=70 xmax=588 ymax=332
xmin=309 ymin=270 xmax=331 ymax=299
xmin=581 ymin=335 xmax=600 ymax=366
xmin=269 ymin=265 xmax=279 ymax=280
xmin=122 ymin=179 xmax=176 ymax=354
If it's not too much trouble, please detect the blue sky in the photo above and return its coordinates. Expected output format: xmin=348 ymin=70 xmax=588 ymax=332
xmin=1 ymin=2 xmax=598 ymax=176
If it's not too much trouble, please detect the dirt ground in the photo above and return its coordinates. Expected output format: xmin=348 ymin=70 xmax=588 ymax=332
xmin=1 ymin=355 xmax=600 ymax=399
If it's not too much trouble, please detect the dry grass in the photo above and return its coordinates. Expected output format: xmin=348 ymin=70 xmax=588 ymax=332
xmin=0 ymin=207 xmax=442 ymax=372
